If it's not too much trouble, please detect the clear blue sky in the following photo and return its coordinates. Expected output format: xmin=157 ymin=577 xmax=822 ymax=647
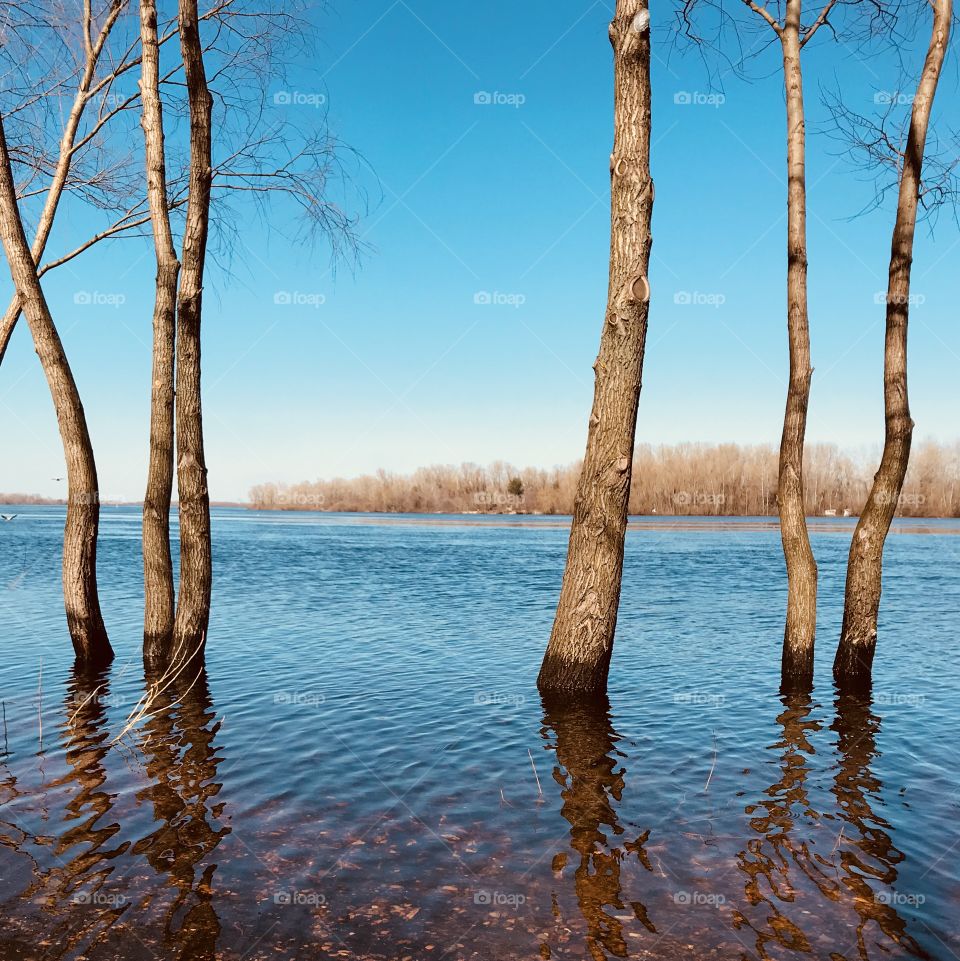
xmin=2 ymin=0 xmax=957 ymax=502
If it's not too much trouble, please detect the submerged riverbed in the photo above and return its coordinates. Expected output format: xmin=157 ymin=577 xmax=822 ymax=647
xmin=1 ymin=508 xmax=958 ymax=960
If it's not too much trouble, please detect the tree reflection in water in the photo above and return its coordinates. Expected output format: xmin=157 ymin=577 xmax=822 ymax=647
xmin=131 ymin=667 xmax=230 ymax=961
xmin=0 ymin=665 xmax=229 ymax=961
xmin=540 ymin=695 xmax=655 ymax=961
xmin=734 ymin=692 xmax=925 ymax=961
xmin=15 ymin=666 xmax=132 ymax=954
xmin=829 ymin=694 xmax=925 ymax=960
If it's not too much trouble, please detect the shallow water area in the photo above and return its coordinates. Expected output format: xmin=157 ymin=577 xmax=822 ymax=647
xmin=1 ymin=507 xmax=958 ymax=960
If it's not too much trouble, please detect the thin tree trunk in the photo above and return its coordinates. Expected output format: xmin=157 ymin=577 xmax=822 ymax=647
xmin=538 ymin=0 xmax=653 ymax=696
xmin=139 ymin=0 xmax=181 ymax=665
xmin=0 ymin=119 xmax=113 ymax=666
xmin=778 ymin=0 xmax=817 ymax=694
xmin=172 ymin=0 xmax=214 ymax=662
xmin=835 ymin=0 xmax=951 ymax=690
xmin=0 ymin=4 xmax=125 ymax=370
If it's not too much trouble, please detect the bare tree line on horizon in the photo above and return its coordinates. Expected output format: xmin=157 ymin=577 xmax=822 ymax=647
xmin=248 ymin=439 xmax=960 ymax=518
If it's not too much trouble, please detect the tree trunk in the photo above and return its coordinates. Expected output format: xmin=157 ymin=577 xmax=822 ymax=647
xmin=778 ymin=0 xmax=818 ymax=694
xmin=172 ymin=0 xmax=214 ymax=662
xmin=538 ymin=0 xmax=653 ymax=697
xmin=835 ymin=0 xmax=951 ymax=691
xmin=139 ymin=0 xmax=181 ymax=666
xmin=0 ymin=120 xmax=113 ymax=666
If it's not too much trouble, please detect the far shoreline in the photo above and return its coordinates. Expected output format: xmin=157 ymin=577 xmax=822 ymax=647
xmin=2 ymin=501 xmax=958 ymax=534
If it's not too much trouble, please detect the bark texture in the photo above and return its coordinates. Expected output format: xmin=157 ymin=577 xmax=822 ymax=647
xmin=538 ymin=0 xmax=653 ymax=696
xmin=172 ymin=0 xmax=214 ymax=662
xmin=777 ymin=0 xmax=817 ymax=693
xmin=0 ymin=120 xmax=113 ymax=666
xmin=835 ymin=0 xmax=951 ymax=691
xmin=139 ymin=0 xmax=181 ymax=664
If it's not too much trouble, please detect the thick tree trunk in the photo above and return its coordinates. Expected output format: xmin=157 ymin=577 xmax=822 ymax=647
xmin=172 ymin=0 xmax=214 ymax=662
xmin=538 ymin=0 xmax=653 ymax=697
xmin=0 ymin=120 xmax=113 ymax=666
xmin=778 ymin=0 xmax=817 ymax=694
xmin=835 ymin=0 xmax=951 ymax=691
xmin=139 ymin=0 xmax=181 ymax=666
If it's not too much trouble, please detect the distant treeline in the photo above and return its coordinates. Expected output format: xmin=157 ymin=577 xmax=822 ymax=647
xmin=249 ymin=441 xmax=960 ymax=517
xmin=0 ymin=494 xmax=63 ymax=505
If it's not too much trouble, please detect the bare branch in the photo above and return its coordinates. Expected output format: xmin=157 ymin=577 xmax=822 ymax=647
xmin=800 ymin=0 xmax=839 ymax=45
xmin=742 ymin=0 xmax=785 ymax=34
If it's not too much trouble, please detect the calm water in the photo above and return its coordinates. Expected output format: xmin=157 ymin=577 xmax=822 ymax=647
xmin=1 ymin=508 xmax=958 ymax=960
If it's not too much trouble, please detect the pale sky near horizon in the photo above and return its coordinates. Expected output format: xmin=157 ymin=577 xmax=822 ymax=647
xmin=1 ymin=0 xmax=958 ymax=502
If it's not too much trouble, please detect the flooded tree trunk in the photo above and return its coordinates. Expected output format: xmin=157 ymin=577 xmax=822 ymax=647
xmin=172 ymin=0 xmax=214 ymax=662
xmin=538 ymin=0 xmax=653 ymax=697
xmin=778 ymin=0 xmax=817 ymax=694
xmin=140 ymin=0 xmax=181 ymax=665
xmin=835 ymin=0 xmax=951 ymax=691
xmin=0 ymin=121 xmax=113 ymax=666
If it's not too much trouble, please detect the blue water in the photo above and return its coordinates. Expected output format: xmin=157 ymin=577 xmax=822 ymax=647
xmin=1 ymin=508 xmax=958 ymax=960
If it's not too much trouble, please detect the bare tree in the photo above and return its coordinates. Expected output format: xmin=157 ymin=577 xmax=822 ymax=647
xmin=1 ymin=0 xmax=363 ymax=666
xmin=538 ymin=0 xmax=654 ymax=696
xmin=169 ymin=0 xmax=215 ymax=663
xmin=139 ymin=0 xmax=181 ymax=663
xmin=0 ymin=118 xmax=112 ymax=665
xmin=732 ymin=0 xmax=842 ymax=693
xmin=835 ymin=0 xmax=952 ymax=690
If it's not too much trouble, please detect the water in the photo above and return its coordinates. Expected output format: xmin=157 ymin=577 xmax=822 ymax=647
xmin=1 ymin=508 xmax=958 ymax=960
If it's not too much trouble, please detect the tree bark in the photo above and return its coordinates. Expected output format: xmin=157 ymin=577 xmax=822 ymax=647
xmin=0 ymin=119 xmax=113 ymax=666
xmin=172 ymin=0 xmax=214 ymax=662
xmin=139 ymin=0 xmax=181 ymax=665
xmin=835 ymin=0 xmax=951 ymax=691
xmin=777 ymin=0 xmax=817 ymax=694
xmin=538 ymin=0 xmax=653 ymax=697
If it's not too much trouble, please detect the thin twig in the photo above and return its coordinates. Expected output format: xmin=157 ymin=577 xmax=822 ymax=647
xmin=528 ymin=748 xmax=543 ymax=800
xmin=37 ymin=658 xmax=43 ymax=753
xmin=704 ymin=733 xmax=718 ymax=791
xmin=832 ymin=824 xmax=845 ymax=853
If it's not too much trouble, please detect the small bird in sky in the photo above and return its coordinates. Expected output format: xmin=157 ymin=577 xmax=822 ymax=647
xmin=1 ymin=514 xmax=18 ymax=522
